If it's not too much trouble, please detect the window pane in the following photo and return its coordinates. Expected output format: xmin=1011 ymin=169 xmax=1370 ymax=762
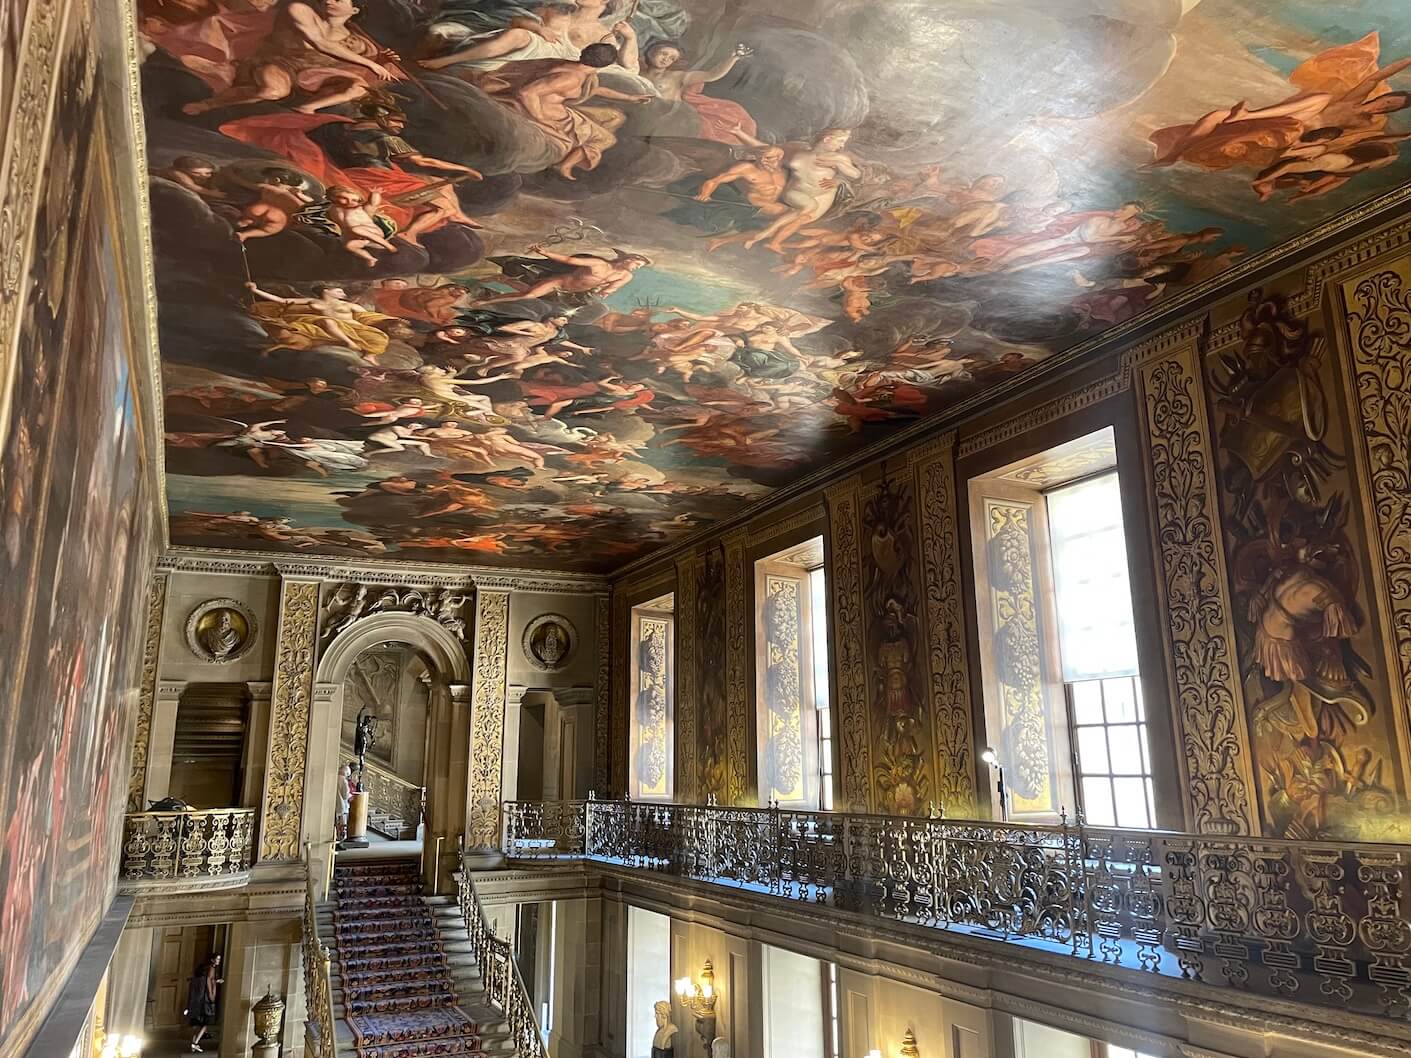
xmin=1082 ymin=777 xmax=1116 ymax=826
xmin=1077 ymin=726 xmax=1110 ymax=774
xmin=1107 ymin=725 xmax=1143 ymax=775
xmin=1113 ymin=777 xmax=1150 ymax=828
xmin=1103 ymin=677 xmax=1137 ymax=723
xmin=1046 ymin=473 xmax=1139 ymax=681
xmin=1071 ymin=679 xmax=1103 ymax=725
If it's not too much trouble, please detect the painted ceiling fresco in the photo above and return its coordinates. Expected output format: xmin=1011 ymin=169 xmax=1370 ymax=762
xmin=142 ymin=0 xmax=1411 ymax=571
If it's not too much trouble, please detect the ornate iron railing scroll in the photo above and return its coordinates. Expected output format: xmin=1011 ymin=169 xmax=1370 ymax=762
xmin=457 ymin=842 xmax=549 ymax=1058
xmin=502 ymin=799 xmax=1411 ymax=1022
xmin=302 ymin=852 xmax=342 ymax=1058
xmin=119 ymin=808 xmax=256 ymax=885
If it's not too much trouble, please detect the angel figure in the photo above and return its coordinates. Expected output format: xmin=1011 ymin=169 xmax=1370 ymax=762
xmin=641 ymin=41 xmax=757 ymax=144
xmin=1148 ymin=32 xmax=1411 ymax=197
xmin=245 ymin=281 xmax=398 ymax=358
xmin=322 ymin=584 xmax=370 ymax=645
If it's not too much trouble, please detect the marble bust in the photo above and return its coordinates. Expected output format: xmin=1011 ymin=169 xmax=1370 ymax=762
xmin=711 ymin=1038 xmax=731 ymax=1058
xmin=185 ymin=599 xmax=256 ymax=664
xmin=200 ymin=610 xmax=242 ymax=661
xmin=651 ymin=1000 xmax=678 ymax=1057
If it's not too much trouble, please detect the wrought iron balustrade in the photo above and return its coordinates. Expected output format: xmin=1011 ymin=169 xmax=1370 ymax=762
xmin=502 ymin=799 xmax=1411 ymax=1022
xmin=302 ymin=852 xmax=342 ymax=1058
xmin=456 ymin=843 xmax=548 ymax=1058
xmin=119 ymin=808 xmax=255 ymax=890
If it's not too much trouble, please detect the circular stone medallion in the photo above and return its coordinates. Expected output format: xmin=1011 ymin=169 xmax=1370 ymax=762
xmin=522 ymin=613 xmax=576 ymax=672
xmin=186 ymin=599 xmax=258 ymax=664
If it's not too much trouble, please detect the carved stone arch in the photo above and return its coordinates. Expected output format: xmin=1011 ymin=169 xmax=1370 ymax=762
xmin=316 ymin=611 xmax=471 ymax=685
xmin=307 ymin=610 xmax=472 ymax=894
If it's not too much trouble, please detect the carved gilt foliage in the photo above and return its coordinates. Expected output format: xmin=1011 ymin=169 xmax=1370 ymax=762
xmin=761 ymin=574 xmax=805 ymax=802
xmin=1343 ymin=263 xmax=1411 ymax=799
xmin=469 ymin=590 xmax=510 ymax=846
xmin=261 ymin=579 xmax=319 ymax=860
xmin=1134 ymin=343 xmax=1258 ymax=835
xmin=127 ymin=572 xmax=168 ymax=810
xmin=826 ymin=481 xmax=872 ymax=812
xmin=594 ymin=593 xmax=611 ymax=795
xmin=674 ymin=554 xmax=700 ymax=803
xmin=912 ymin=441 xmax=977 ymax=814
xmin=724 ymin=530 xmax=751 ymax=804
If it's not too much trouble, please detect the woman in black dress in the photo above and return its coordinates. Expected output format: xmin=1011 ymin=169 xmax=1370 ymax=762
xmin=184 ymin=954 xmax=221 ymax=1052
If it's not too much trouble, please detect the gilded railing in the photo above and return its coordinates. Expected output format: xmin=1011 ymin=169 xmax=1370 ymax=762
xmin=503 ymin=799 xmax=1411 ymax=1022
xmin=342 ymin=743 xmax=425 ymax=837
xmin=302 ymin=851 xmax=342 ymax=1058
xmin=456 ymin=843 xmax=548 ymax=1058
xmin=119 ymin=808 xmax=255 ymax=887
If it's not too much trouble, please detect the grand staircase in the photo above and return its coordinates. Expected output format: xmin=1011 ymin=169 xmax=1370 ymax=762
xmin=318 ymin=859 xmax=513 ymax=1057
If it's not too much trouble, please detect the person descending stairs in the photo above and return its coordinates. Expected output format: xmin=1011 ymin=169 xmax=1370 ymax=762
xmin=330 ymin=860 xmax=485 ymax=1058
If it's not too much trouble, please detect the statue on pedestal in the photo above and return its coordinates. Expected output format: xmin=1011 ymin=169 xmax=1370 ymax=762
xmin=353 ymin=705 xmax=380 ymax=787
xmin=651 ymin=1001 xmax=678 ymax=1058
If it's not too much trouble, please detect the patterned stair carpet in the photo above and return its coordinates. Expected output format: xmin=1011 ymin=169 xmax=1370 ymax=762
xmin=333 ymin=860 xmax=483 ymax=1058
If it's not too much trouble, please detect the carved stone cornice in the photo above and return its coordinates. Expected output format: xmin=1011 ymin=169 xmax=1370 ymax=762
xmin=158 ymin=547 xmax=608 ymax=594
xmin=956 ymin=368 xmax=1130 ymax=460
xmin=744 ymin=504 xmax=827 ymax=549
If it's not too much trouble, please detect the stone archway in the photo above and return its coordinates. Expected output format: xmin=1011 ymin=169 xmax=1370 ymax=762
xmin=310 ymin=612 xmax=473 ymax=893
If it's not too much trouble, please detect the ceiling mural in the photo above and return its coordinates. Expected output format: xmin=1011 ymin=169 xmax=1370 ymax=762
xmin=142 ymin=0 xmax=1411 ymax=571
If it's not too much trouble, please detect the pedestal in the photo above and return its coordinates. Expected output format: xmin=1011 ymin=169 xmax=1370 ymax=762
xmin=343 ymin=790 xmax=370 ymax=849
xmin=253 ymin=1043 xmax=280 ymax=1058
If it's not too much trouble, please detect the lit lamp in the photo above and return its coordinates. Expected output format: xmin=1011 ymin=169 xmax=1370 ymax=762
xmin=900 ymin=1027 xmax=921 ymax=1058
xmin=97 ymin=1034 xmax=143 ymax=1058
xmin=980 ymin=747 xmax=1008 ymax=822
xmin=673 ymin=960 xmax=717 ymax=1049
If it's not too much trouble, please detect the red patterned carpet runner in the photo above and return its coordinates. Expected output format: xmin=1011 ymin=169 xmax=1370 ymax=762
xmin=332 ymin=860 xmax=483 ymax=1058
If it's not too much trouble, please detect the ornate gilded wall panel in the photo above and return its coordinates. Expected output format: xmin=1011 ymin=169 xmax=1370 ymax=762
xmin=910 ymin=437 xmax=977 ymax=815
xmin=468 ymin=590 xmax=510 ymax=846
xmin=978 ymin=498 xmax=1058 ymax=816
xmin=593 ymin=593 xmax=610 ymax=796
xmin=1338 ymin=261 xmax=1411 ymax=838
xmin=673 ymin=554 xmax=700 ymax=803
xmin=723 ymin=528 xmax=752 ymax=804
xmin=860 ymin=475 xmax=939 ymax=816
xmin=609 ymin=588 xmax=629 ymax=795
xmin=127 ymin=572 xmax=168 ymax=810
xmin=630 ymin=615 xmax=672 ymax=799
xmin=759 ymin=572 xmax=807 ymax=804
xmin=697 ymin=546 xmax=729 ymax=803
xmin=825 ymin=480 xmax=873 ymax=813
xmin=260 ymin=579 xmax=319 ymax=861
xmin=1133 ymin=338 xmax=1259 ymax=835
xmin=1204 ymin=287 xmax=1407 ymax=840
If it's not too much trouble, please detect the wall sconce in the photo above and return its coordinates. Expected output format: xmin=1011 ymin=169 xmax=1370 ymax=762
xmin=673 ymin=960 xmax=717 ymax=1050
xmin=980 ymin=747 xmax=1008 ymax=822
xmin=900 ymin=1027 xmax=921 ymax=1058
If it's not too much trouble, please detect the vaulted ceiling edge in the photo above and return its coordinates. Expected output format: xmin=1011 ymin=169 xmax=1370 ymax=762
xmin=130 ymin=1 xmax=1411 ymax=573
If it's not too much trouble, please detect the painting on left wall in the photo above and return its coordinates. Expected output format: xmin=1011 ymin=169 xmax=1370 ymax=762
xmin=0 ymin=1 xmax=162 ymax=1052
